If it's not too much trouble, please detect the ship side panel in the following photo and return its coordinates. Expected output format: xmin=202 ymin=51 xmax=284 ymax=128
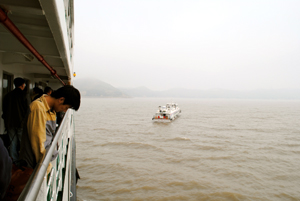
xmin=39 ymin=0 xmax=74 ymax=81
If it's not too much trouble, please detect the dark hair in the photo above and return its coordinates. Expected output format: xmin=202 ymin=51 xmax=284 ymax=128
xmin=14 ymin=77 xmax=25 ymax=88
xmin=51 ymin=85 xmax=81 ymax=111
xmin=33 ymin=87 xmax=43 ymax=94
xmin=32 ymin=87 xmax=43 ymax=101
xmin=44 ymin=86 xmax=53 ymax=94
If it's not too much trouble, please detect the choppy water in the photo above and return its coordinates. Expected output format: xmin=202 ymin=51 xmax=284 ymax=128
xmin=75 ymin=98 xmax=300 ymax=201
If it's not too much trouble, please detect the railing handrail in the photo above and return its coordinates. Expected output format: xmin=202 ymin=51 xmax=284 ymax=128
xmin=18 ymin=109 xmax=72 ymax=201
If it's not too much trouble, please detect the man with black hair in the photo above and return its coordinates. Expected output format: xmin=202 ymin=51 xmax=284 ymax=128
xmin=2 ymin=77 xmax=28 ymax=163
xmin=19 ymin=85 xmax=81 ymax=172
xmin=43 ymin=86 xmax=53 ymax=96
xmin=31 ymin=86 xmax=43 ymax=102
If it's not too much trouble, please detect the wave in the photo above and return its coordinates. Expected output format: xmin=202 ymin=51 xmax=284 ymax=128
xmin=166 ymin=180 xmax=208 ymax=190
xmin=275 ymin=193 xmax=300 ymax=201
xmin=197 ymin=191 xmax=249 ymax=201
xmin=194 ymin=144 xmax=226 ymax=151
xmin=92 ymin=127 xmax=110 ymax=131
xmin=100 ymin=141 xmax=165 ymax=151
xmin=166 ymin=137 xmax=191 ymax=141
xmin=113 ymin=185 xmax=158 ymax=195
xmin=203 ymin=155 xmax=234 ymax=160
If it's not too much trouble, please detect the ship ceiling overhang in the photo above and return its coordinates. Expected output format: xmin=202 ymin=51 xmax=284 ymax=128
xmin=0 ymin=0 xmax=74 ymax=84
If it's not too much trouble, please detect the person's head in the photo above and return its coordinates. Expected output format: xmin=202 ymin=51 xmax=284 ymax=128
xmin=50 ymin=85 xmax=81 ymax=112
xmin=33 ymin=87 xmax=43 ymax=95
xmin=44 ymin=86 xmax=53 ymax=95
xmin=14 ymin=77 xmax=25 ymax=90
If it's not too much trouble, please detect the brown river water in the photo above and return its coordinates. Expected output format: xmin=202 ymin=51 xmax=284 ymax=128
xmin=75 ymin=98 xmax=300 ymax=201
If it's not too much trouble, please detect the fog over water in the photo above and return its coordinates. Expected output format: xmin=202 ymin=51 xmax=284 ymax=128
xmin=74 ymin=0 xmax=300 ymax=91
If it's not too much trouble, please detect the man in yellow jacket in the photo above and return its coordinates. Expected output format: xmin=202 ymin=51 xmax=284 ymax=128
xmin=19 ymin=85 xmax=80 ymax=172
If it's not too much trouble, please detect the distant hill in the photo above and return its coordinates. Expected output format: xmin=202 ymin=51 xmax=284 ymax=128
xmin=119 ymin=87 xmax=300 ymax=99
xmin=74 ymin=78 xmax=129 ymax=97
xmin=117 ymin=86 xmax=157 ymax=97
xmin=73 ymin=78 xmax=300 ymax=99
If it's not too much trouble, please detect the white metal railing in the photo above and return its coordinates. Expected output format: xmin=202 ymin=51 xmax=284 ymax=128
xmin=18 ymin=109 xmax=76 ymax=201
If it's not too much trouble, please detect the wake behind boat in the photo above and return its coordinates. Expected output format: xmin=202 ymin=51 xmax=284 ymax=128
xmin=152 ymin=103 xmax=181 ymax=122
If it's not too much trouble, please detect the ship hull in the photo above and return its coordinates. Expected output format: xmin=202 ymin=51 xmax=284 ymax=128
xmin=152 ymin=103 xmax=181 ymax=122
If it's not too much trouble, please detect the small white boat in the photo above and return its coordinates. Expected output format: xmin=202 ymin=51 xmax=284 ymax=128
xmin=152 ymin=103 xmax=181 ymax=121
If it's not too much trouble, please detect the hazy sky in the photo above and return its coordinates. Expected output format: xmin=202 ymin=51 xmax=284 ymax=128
xmin=74 ymin=0 xmax=300 ymax=90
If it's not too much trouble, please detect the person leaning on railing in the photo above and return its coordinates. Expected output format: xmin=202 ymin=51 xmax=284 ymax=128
xmin=19 ymin=85 xmax=81 ymax=173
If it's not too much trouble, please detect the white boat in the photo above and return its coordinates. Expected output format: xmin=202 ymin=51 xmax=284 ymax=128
xmin=152 ymin=103 xmax=181 ymax=121
xmin=0 ymin=0 xmax=77 ymax=200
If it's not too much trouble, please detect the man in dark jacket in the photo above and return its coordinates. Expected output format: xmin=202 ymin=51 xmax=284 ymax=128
xmin=2 ymin=77 xmax=28 ymax=163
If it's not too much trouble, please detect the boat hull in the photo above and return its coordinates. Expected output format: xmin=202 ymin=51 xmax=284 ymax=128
xmin=152 ymin=108 xmax=181 ymax=122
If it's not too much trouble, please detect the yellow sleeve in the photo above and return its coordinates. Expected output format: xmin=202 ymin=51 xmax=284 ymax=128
xmin=27 ymin=102 xmax=47 ymax=164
